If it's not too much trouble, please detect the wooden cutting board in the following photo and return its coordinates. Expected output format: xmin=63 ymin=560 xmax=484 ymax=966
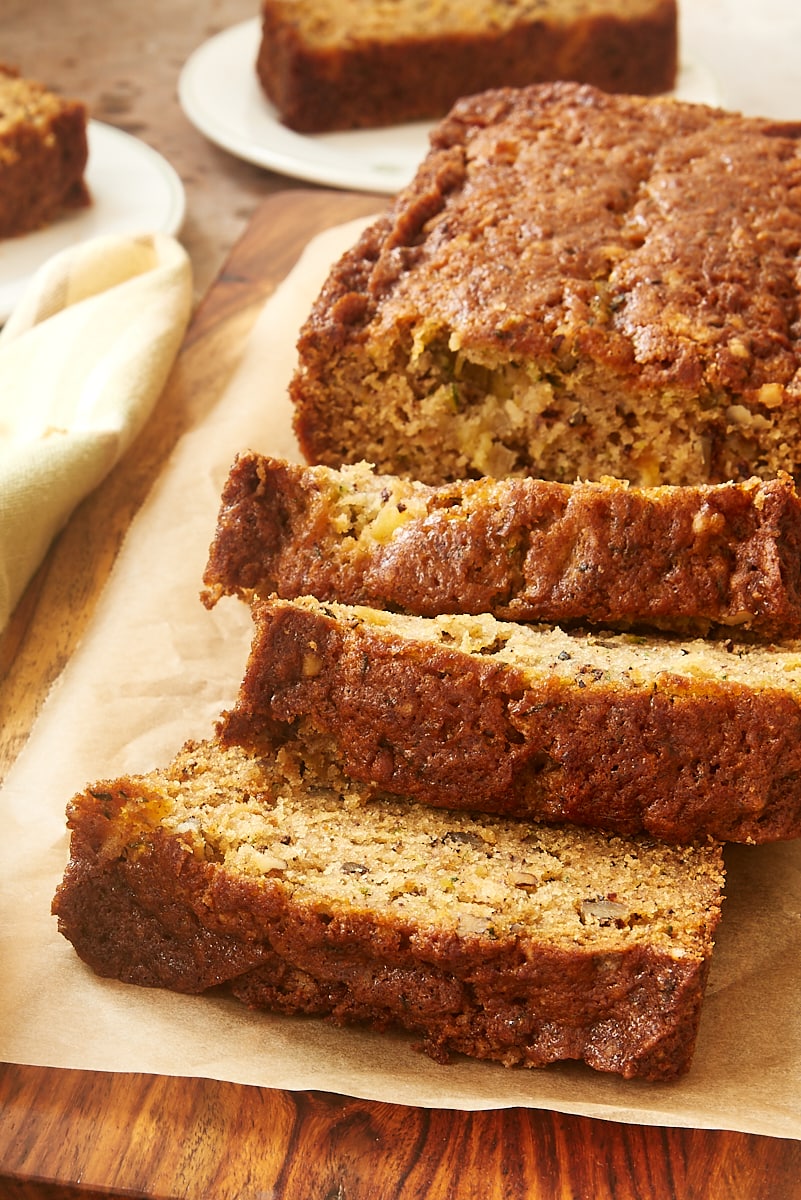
xmin=1 ymin=189 xmax=800 ymax=1200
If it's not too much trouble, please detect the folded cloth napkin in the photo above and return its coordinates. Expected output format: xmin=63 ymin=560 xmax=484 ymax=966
xmin=0 ymin=232 xmax=193 ymax=631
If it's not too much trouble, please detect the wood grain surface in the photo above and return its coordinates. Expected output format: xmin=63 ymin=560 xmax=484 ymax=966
xmin=1 ymin=189 xmax=799 ymax=1200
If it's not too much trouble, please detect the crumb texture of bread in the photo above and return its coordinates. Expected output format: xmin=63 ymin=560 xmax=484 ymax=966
xmin=257 ymin=0 xmax=677 ymax=131
xmin=202 ymin=453 xmax=801 ymax=639
xmin=0 ymin=66 xmax=90 ymax=237
xmin=291 ymin=83 xmax=801 ymax=487
xmin=219 ymin=596 xmax=801 ymax=844
xmin=52 ymin=737 xmax=724 ymax=1081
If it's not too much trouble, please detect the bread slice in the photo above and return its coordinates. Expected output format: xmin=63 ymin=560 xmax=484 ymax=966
xmin=220 ymin=596 xmax=801 ymax=844
xmin=291 ymin=83 xmax=801 ymax=488
xmin=256 ymin=0 xmax=677 ymax=132
xmin=52 ymin=736 xmax=724 ymax=1081
xmin=0 ymin=65 xmax=89 ymax=237
xmin=202 ymin=453 xmax=801 ymax=639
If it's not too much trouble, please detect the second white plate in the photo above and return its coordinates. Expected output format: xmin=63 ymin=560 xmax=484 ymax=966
xmin=179 ymin=18 xmax=721 ymax=196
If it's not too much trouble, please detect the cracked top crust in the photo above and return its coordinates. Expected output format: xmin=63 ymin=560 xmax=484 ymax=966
xmin=306 ymin=83 xmax=801 ymax=404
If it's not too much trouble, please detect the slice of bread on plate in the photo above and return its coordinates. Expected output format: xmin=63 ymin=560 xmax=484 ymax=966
xmin=0 ymin=65 xmax=89 ymax=237
xmin=256 ymin=0 xmax=677 ymax=132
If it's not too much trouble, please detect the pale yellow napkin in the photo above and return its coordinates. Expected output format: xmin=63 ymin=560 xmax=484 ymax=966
xmin=0 ymin=232 xmax=193 ymax=630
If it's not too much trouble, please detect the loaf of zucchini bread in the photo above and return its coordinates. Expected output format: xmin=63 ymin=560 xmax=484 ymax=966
xmin=52 ymin=735 xmax=724 ymax=1081
xmin=256 ymin=0 xmax=678 ymax=132
xmin=220 ymin=596 xmax=801 ymax=844
xmin=291 ymin=83 xmax=801 ymax=488
xmin=202 ymin=453 xmax=801 ymax=639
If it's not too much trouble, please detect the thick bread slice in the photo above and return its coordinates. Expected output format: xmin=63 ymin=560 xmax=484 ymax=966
xmin=220 ymin=596 xmax=801 ymax=843
xmin=52 ymin=737 xmax=724 ymax=1081
xmin=257 ymin=0 xmax=677 ymax=133
xmin=202 ymin=453 xmax=801 ymax=639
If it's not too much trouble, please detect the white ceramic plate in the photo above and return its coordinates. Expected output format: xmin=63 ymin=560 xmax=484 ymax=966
xmin=0 ymin=121 xmax=186 ymax=322
xmin=179 ymin=18 xmax=721 ymax=196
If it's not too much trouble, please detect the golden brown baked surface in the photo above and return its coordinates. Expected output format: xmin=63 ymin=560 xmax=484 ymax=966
xmin=257 ymin=0 xmax=677 ymax=132
xmin=52 ymin=737 xmax=724 ymax=1081
xmin=221 ymin=596 xmax=801 ymax=844
xmin=291 ymin=83 xmax=801 ymax=487
xmin=202 ymin=453 xmax=801 ymax=639
xmin=0 ymin=65 xmax=89 ymax=238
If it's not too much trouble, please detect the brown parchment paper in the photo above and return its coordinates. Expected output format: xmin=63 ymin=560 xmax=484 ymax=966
xmin=1 ymin=218 xmax=800 ymax=1139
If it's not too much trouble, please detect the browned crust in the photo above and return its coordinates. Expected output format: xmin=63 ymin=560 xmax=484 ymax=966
xmin=290 ymin=84 xmax=801 ymax=487
xmin=256 ymin=1 xmax=677 ymax=132
xmin=52 ymin=760 xmax=715 ymax=1081
xmin=202 ymin=453 xmax=801 ymax=639
xmin=0 ymin=68 xmax=90 ymax=237
xmin=220 ymin=599 xmax=801 ymax=843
